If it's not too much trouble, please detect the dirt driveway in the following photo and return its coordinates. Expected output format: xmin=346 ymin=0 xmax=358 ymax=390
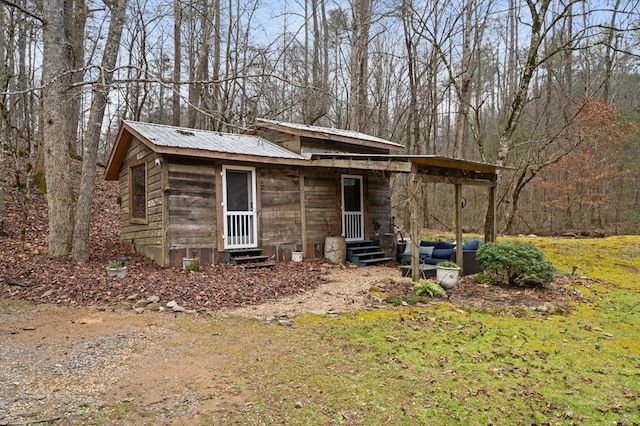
xmin=1 ymin=264 xmax=567 ymax=425
xmin=1 ymin=265 xmax=407 ymax=425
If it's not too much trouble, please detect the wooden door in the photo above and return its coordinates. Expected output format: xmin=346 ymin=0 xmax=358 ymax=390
xmin=222 ymin=166 xmax=257 ymax=249
xmin=341 ymin=175 xmax=364 ymax=241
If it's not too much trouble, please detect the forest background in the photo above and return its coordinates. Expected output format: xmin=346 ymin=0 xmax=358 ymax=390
xmin=1 ymin=0 xmax=639 ymax=262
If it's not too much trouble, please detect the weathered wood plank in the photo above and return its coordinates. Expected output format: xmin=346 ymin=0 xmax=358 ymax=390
xmin=167 ymin=161 xmax=216 ymax=175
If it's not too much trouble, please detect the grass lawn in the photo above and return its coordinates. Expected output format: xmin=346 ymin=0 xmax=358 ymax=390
xmin=210 ymin=236 xmax=639 ymax=425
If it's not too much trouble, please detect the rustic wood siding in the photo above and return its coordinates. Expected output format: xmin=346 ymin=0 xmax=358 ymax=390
xmin=366 ymin=172 xmax=393 ymax=239
xmin=167 ymin=159 xmax=217 ymax=260
xmin=303 ymin=169 xmax=340 ymax=244
xmin=254 ymin=128 xmax=391 ymax=155
xmin=259 ymin=166 xmax=302 ymax=248
xmin=118 ymin=138 xmax=164 ymax=263
xmin=299 ymin=136 xmax=389 ymax=154
xmin=115 ymin=140 xmax=392 ymax=266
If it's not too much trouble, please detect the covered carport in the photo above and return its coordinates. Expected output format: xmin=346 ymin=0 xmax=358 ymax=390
xmin=310 ymin=154 xmax=500 ymax=281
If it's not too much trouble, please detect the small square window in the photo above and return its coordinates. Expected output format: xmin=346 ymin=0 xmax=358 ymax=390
xmin=130 ymin=163 xmax=147 ymax=221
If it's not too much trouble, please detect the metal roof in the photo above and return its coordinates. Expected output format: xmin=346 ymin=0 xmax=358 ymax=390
xmin=105 ymin=121 xmax=501 ymax=184
xmin=124 ymin=120 xmax=306 ymax=160
xmin=254 ymin=118 xmax=405 ymax=151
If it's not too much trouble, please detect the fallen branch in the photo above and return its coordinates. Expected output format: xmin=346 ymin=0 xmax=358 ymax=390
xmin=0 ymin=278 xmax=32 ymax=287
xmin=1 ymin=417 xmax=62 ymax=426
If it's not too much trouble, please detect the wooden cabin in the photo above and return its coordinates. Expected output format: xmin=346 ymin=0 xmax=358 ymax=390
xmin=105 ymin=119 xmax=500 ymax=270
xmin=104 ymin=119 xmax=406 ymax=267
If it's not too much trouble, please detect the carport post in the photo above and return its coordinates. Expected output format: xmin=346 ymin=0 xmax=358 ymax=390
xmin=454 ymin=182 xmax=464 ymax=270
xmin=485 ymin=184 xmax=497 ymax=243
xmin=409 ymin=165 xmax=421 ymax=282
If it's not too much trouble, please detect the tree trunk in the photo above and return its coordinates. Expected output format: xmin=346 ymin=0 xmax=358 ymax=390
xmin=0 ymin=7 xmax=6 ymax=235
xmin=602 ymin=0 xmax=621 ymax=103
xmin=173 ymin=0 xmax=182 ymax=126
xmin=484 ymin=0 xmax=550 ymax=236
xmin=348 ymin=0 xmax=371 ymax=132
xmin=401 ymin=0 xmax=418 ymax=155
xmin=64 ymin=0 xmax=86 ymax=157
xmin=187 ymin=0 xmax=215 ymax=128
xmin=71 ymin=0 xmax=128 ymax=261
xmin=452 ymin=0 xmax=474 ymax=159
xmin=42 ymin=0 xmax=74 ymax=256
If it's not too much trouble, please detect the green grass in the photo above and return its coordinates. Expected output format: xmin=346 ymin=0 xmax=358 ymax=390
xmin=214 ymin=236 xmax=640 ymax=425
xmin=8 ymin=236 xmax=638 ymax=425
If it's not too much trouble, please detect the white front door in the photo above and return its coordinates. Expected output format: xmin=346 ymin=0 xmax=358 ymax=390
xmin=222 ymin=166 xmax=257 ymax=249
xmin=341 ymin=175 xmax=364 ymax=241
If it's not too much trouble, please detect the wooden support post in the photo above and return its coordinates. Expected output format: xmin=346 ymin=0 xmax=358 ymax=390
xmin=409 ymin=165 xmax=421 ymax=282
xmin=454 ymin=182 xmax=464 ymax=271
xmin=215 ymin=164 xmax=225 ymax=253
xmin=299 ymin=171 xmax=307 ymax=255
xmin=161 ymin=156 xmax=169 ymax=267
xmin=485 ymin=185 xmax=497 ymax=243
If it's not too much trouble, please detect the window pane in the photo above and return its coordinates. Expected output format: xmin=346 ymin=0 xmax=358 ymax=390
xmin=226 ymin=170 xmax=250 ymax=211
xmin=343 ymin=177 xmax=361 ymax=212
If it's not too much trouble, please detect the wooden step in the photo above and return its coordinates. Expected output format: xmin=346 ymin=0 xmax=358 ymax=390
xmin=345 ymin=240 xmax=395 ymax=266
xmin=349 ymin=251 xmax=389 ymax=261
xmin=356 ymin=256 xmax=394 ymax=266
xmin=346 ymin=240 xmax=374 ymax=249
xmin=242 ymin=260 xmax=276 ymax=269
xmin=230 ymin=255 xmax=269 ymax=265
xmin=224 ymin=248 xmax=272 ymax=267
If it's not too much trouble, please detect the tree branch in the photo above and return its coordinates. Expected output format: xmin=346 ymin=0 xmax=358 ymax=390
xmin=0 ymin=0 xmax=43 ymax=22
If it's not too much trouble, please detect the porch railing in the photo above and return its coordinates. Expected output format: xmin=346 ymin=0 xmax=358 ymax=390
xmin=343 ymin=212 xmax=363 ymax=241
xmin=225 ymin=212 xmax=256 ymax=248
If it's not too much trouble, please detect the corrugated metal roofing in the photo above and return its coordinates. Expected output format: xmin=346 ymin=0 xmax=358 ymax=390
xmin=124 ymin=120 xmax=306 ymax=160
xmin=255 ymin=118 xmax=405 ymax=149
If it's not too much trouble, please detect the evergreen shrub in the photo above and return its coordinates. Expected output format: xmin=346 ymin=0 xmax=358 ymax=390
xmin=476 ymin=241 xmax=554 ymax=287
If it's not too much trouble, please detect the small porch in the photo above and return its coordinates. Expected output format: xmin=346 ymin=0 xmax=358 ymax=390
xmin=309 ymin=153 xmax=500 ymax=280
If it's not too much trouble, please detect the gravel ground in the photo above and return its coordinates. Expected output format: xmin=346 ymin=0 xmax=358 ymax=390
xmin=223 ymin=263 xmax=409 ymax=318
xmin=0 ymin=305 xmax=172 ymax=425
xmin=1 ymin=263 xmax=567 ymax=425
xmin=0 ymin=264 xmax=406 ymax=425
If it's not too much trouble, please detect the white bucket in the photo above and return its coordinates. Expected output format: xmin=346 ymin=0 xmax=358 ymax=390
xmin=292 ymin=251 xmax=303 ymax=262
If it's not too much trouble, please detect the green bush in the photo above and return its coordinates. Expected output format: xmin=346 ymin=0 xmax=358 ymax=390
xmin=414 ymin=279 xmax=446 ymax=297
xmin=476 ymin=241 xmax=554 ymax=287
xmin=183 ymin=257 xmax=200 ymax=272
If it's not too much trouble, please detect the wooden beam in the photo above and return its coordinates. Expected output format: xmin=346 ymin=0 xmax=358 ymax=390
xmin=420 ymin=175 xmax=496 ymax=187
xmin=312 ymin=158 xmax=412 ymax=173
xmin=409 ymin=156 xmax=498 ymax=174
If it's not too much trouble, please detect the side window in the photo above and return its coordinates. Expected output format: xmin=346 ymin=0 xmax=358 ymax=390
xmin=130 ymin=163 xmax=147 ymax=221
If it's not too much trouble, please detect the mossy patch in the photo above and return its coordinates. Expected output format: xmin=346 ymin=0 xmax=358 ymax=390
xmin=217 ymin=236 xmax=640 ymax=425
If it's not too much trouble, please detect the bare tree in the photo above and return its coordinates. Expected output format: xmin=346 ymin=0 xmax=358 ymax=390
xmin=41 ymin=0 xmax=75 ymax=256
xmin=0 ymin=3 xmax=5 ymax=235
xmin=301 ymin=0 xmax=330 ymax=124
xmin=64 ymin=0 xmax=86 ymax=156
xmin=173 ymin=0 xmax=181 ymax=125
xmin=186 ymin=0 xmax=216 ymax=128
xmin=72 ymin=0 xmax=129 ymax=261
xmin=348 ymin=0 xmax=372 ymax=132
